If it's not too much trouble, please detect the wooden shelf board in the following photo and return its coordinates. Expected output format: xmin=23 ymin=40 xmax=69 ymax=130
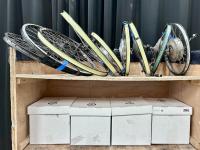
xmin=16 ymin=74 xmax=200 ymax=81
xmin=24 ymin=144 xmax=195 ymax=150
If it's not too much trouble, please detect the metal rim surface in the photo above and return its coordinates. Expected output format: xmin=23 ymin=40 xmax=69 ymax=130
xmin=91 ymin=32 xmax=123 ymax=74
xmin=151 ymin=25 xmax=172 ymax=75
xmin=21 ymin=24 xmax=91 ymax=76
xmin=165 ymin=23 xmax=190 ymax=75
xmin=38 ymin=28 xmax=108 ymax=76
xmin=118 ymin=23 xmax=130 ymax=76
xmin=129 ymin=22 xmax=150 ymax=75
xmin=60 ymin=11 xmax=118 ymax=75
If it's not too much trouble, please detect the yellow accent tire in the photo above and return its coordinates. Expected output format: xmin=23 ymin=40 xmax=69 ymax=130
xmin=38 ymin=31 xmax=107 ymax=76
xmin=91 ymin=32 xmax=123 ymax=72
xmin=60 ymin=11 xmax=117 ymax=75
xmin=124 ymin=24 xmax=131 ymax=75
xmin=129 ymin=22 xmax=150 ymax=74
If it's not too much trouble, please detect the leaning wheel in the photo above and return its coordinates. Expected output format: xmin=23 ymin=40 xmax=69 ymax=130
xmin=91 ymin=32 xmax=123 ymax=75
xmin=129 ymin=22 xmax=150 ymax=75
xmin=165 ymin=23 xmax=190 ymax=75
xmin=118 ymin=22 xmax=130 ymax=76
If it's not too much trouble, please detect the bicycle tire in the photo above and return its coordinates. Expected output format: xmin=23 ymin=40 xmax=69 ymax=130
xmin=165 ymin=23 xmax=190 ymax=75
xmin=91 ymin=32 xmax=123 ymax=74
xmin=4 ymin=33 xmax=39 ymax=61
xmin=124 ymin=24 xmax=131 ymax=75
xmin=129 ymin=22 xmax=150 ymax=75
xmin=3 ymin=33 xmax=91 ymax=75
xmin=21 ymin=23 xmax=91 ymax=76
xmin=38 ymin=28 xmax=108 ymax=76
xmin=118 ymin=23 xmax=130 ymax=76
xmin=151 ymin=25 xmax=172 ymax=75
xmin=60 ymin=11 xmax=117 ymax=75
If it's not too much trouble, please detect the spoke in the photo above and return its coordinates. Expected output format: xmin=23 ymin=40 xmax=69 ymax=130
xmin=39 ymin=28 xmax=104 ymax=71
xmin=165 ymin=24 xmax=190 ymax=75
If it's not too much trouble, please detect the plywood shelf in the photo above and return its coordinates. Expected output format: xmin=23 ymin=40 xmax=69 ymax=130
xmin=9 ymin=48 xmax=200 ymax=150
xmin=24 ymin=144 xmax=195 ymax=150
xmin=16 ymin=74 xmax=200 ymax=81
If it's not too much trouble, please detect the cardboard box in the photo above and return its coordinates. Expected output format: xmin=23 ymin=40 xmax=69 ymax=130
xmin=70 ymin=98 xmax=111 ymax=145
xmin=148 ymin=98 xmax=192 ymax=144
xmin=111 ymin=98 xmax=152 ymax=145
xmin=28 ymin=97 xmax=75 ymax=144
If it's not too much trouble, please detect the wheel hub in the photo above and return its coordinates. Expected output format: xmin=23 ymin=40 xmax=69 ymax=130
xmin=166 ymin=38 xmax=184 ymax=62
xmin=119 ymin=39 xmax=126 ymax=62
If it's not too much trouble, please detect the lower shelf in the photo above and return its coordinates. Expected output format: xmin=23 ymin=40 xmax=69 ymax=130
xmin=24 ymin=144 xmax=195 ymax=150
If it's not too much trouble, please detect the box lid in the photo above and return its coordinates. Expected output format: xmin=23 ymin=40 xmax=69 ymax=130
xmin=28 ymin=97 xmax=75 ymax=115
xmin=70 ymin=98 xmax=111 ymax=116
xmin=145 ymin=98 xmax=192 ymax=115
xmin=111 ymin=97 xmax=152 ymax=116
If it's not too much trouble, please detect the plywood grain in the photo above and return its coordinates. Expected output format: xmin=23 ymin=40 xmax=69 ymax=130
xmin=24 ymin=144 xmax=195 ymax=150
xmin=16 ymin=79 xmax=47 ymax=150
xmin=169 ymin=81 xmax=200 ymax=150
xmin=16 ymin=61 xmax=62 ymax=74
xmin=45 ymin=80 xmax=169 ymax=98
xmin=16 ymin=74 xmax=200 ymax=81
xmin=10 ymin=47 xmax=17 ymax=150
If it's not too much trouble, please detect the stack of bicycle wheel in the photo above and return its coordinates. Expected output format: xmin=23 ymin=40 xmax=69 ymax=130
xmin=3 ymin=10 xmax=192 ymax=77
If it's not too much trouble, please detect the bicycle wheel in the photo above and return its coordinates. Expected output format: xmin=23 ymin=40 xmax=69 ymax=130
xmin=60 ymin=11 xmax=117 ymax=75
xmin=38 ymin=28 xmax=108 ymax=76
xmin=91 ymin=32 xmax=123 ymax=74
xmin=4 ymin=33 xmax=39 ymax=61
xmin=118 ymin=22 xmax=130 ymax=76
xmin=151 ymin=25 xmax=172 ymax=75
xmin=21 ymin=23 xmax=91 ymax=76
xmin=129 ymin=22 xmax=150 ymax=75
xmin=165 ymin=23 xmax=190 ymax=75
xmin=4 ymin=32 xmax=90 ymax=75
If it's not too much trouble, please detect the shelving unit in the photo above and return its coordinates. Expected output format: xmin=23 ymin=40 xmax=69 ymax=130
xmin=9 ymin=48 xmax=200 ymax=150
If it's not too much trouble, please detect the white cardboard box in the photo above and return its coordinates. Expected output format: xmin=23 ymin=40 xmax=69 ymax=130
xmin=147 ymin=98 xmax=192 ymax=144
xmin=70 ymin=98 xmax=111 ymax=145
xmin=28 ymin=97 xmax=75 ymax=144
xmin=111 ymin=98 xmax=152 ymax=145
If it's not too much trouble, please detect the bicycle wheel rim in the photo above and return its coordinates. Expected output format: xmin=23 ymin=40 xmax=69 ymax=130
xmin=4 ymin=32 xmax=91 ymax=75
xmin=119 ymin=23 xmax=130 ymax=76
xmin=129 ymin=22 xmax=150 ymax=75
xmin=60 ymin=11 xmax=117 ymax=75
xmin=124 ymin=24 xmax=131 ymax=75
xmin=3 ymin=33 xmax=39 ymax=61
xmin=165 ymin=23 xmax=190 ymax=75
xmin=38 ymin=27 xmax=107 ymax=75
xmin=21 ymin=23 xmax=91 ymax=76
xmin=151 ymin=25 xmax=172 ymax=75
xmin=91 ymin=32 xmax=123 ymax=73
xmin=38 ymin=30 xmax=107 ymax=76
